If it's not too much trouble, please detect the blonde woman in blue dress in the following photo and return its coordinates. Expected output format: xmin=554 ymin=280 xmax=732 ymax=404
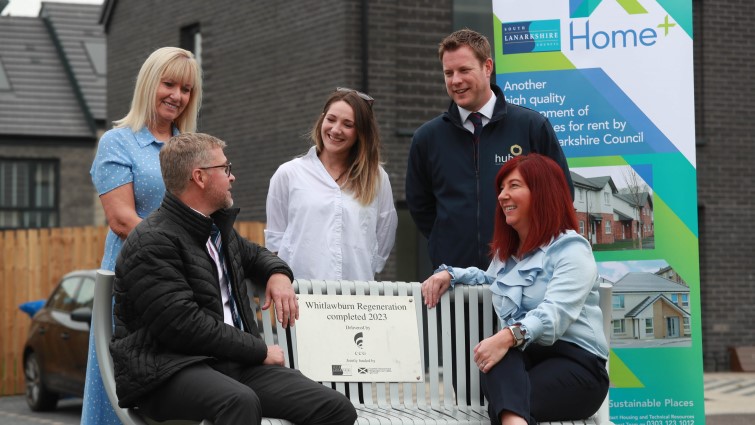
xmin=84 ymin=47 xmax=201 ymax=424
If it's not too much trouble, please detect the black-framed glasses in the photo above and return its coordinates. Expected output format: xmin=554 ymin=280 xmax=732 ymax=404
xmin=336 ymin=87 xmax=374 ymax=107
xmin=199 ymin=162 xmax=232 ymax=177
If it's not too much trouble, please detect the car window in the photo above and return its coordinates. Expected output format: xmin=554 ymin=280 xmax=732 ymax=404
xmin=76 ymin=277 xmax=95 ymax=309
xmin=48 ymin=277 xmax=83 ymax=313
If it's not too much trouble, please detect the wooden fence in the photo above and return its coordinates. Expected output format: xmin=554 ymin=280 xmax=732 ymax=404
xmin=0 ymin=222 xmax=265 ymax=396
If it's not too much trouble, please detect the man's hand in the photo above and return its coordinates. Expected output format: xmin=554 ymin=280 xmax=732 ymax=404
xmin=421 ymin=270 xmax=452 ymax=308
xmin=262 ymin=273 xmax=299 ymax=328
xmin=263 ymin=345 xmax=285 ymax=366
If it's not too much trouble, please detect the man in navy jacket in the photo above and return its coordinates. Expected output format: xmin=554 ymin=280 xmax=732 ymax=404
xmin=407 ymin=29 xmax=573 ymax=271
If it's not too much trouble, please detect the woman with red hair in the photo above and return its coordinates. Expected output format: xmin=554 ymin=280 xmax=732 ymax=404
xmin=421 ymin=153 xmax=609 ymax=425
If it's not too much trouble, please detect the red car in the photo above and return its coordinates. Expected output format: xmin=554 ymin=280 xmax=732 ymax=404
xmin=22 ymin=269 xmax=95 ymax=411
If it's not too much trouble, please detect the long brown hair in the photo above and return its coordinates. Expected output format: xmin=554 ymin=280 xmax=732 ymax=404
xmin=311 ymin=90 xmax=382 ymax=205
xmin=491 ymin=154 xmax=577 ymax=259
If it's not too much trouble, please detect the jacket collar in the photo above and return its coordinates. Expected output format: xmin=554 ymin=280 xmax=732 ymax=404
xmin=161 ymin=191 xmax=240 ymax=245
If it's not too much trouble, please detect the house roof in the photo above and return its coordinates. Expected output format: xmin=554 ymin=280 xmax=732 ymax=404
xmin=615 ymin=191 xmax=653 ymax=209
xmin=41 ymin=2 xmax=106 ymax=121
xmin=613 ymin=209 xmax=633 ymax=221
xmin=624 ymin=293 xmax=690 ymax=318
xmin=571 ymin=171 xmax=618 ymax=193
xmin=0 ymin=2 xmax=104 ymax=139
xmin=614 ymin=272 xmax=690 ymax=293
xmin=571 ymin=171 xmax=599 ymax=189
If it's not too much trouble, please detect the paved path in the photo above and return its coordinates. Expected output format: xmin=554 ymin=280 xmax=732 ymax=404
xmin=0 ymin=396 xmax=80 ymax=425
xmin=1 ymin=373 xmax=754 ymax=424
xmin=704 ymin=372 xmax=755 ymax=415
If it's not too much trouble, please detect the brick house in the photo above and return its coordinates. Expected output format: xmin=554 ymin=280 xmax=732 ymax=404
xmin=0 ymin=2 xmax=105 ymax=228
xmin=571 ymin=170 xmax=655 ymax=248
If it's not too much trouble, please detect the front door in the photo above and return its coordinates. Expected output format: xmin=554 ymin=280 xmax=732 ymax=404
xmin=666 ymin=316 xmax=680 ymax=338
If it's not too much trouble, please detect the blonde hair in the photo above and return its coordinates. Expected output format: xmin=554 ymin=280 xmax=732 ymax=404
xmin=114 ymin=47 xmax=202 ymax=133
xmin=311 ymin=90 xmax=382 ymax=206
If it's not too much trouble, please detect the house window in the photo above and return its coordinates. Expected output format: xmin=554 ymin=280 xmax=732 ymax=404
xmin=604 ymin=192 xmax=610 ymax=205
xmin=0 ymin=59 xmax=10 ymax=90
xmin=84 ymin=41 xmax=107 ymax=76
xmin=180 ymin=23 xmax=202 ymax=65
xmin=578 ymin=188 xmax=584 ymax=201
xmin=645 ymin=318 xmax=653 ymax=335
xmin=672 ymin=294 xmax=679 ymax=305
xmin=613 ymin=319 xmax=625 ymax=334
xmin=681 ymin=294 xmax=689 ymax=308
xmin=683 ymin=317 xmax=691 ymax=334
xmin=0 ymin=159 xmax=59 ymax=229
xmin=605 ymin=220 xmax=611 ymax=234
xmin=579 ymin=220 xmax=585 ymax=235
xmin=612 ymin=294 xmax=624 ymax=309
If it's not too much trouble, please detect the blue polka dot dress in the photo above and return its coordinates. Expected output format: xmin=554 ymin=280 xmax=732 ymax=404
xmin=83 ymin=126 xmax=171 ymax=424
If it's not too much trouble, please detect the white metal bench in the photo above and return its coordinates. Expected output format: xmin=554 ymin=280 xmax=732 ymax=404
xmin=94 ymin=270 xmax=612 ymax=424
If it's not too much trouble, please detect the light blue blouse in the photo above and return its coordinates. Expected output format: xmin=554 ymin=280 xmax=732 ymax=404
xmin=442 ymin=230 xmax=609 ymax=359
xmin=90 ymin=126 xmax=168 ymax=270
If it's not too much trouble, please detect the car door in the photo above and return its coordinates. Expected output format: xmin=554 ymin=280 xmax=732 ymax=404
xmin=34 ymin=275 xmax=83 ymax=393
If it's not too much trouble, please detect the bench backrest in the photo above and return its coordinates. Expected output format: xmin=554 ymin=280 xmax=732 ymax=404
xmin=253 ymin=279 xmax=611 ymax=419
xmin=93 ymin=269 xmax=150 ymax=425
xmin=251 ymin=280 xmax=496 ymax=413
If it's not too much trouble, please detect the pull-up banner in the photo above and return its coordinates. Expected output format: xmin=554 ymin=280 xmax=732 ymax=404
xmin=492 ymin=1 xmax=704 ymax=424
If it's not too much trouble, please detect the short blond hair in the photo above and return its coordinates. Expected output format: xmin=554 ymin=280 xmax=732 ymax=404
xmin=160 ymin=133 xmax=226 ymax=195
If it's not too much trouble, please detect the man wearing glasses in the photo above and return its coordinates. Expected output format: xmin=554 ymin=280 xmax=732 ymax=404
xmin=111 ymin=132 xmax=357 ymax=424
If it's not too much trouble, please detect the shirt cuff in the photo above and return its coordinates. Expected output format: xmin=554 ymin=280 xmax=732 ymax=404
xmin=434 ymin=264 xmax=457 ymax=288
xmin=516 ymin=319 xmax=538 ymax=349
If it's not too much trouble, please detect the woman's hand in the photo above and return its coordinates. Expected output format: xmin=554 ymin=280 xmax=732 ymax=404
xmin=473 ymin=330 xmax=513 ymax=373
xmin=421 ymin=270 xmax=451 ymax=308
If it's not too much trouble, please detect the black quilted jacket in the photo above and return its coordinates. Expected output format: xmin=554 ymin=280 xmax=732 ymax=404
xmin=111 ymin=191 xmax=294 ymax=407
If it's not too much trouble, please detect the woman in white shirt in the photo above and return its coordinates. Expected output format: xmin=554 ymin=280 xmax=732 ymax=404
xmin=265 ymin=88 xmax=398 ymax=281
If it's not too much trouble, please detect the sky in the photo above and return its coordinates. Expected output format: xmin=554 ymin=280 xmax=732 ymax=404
xmin=571 ymin=164 xmax=653 ymax=194
xmin=597 ymin=260 xmax=669 ymax=283
xmin=2 ymin=0 xmax=103 ymax=16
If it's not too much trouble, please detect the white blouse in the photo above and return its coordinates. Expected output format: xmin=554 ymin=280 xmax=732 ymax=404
xmin=265 ymin=147 xmax=398 ymax=281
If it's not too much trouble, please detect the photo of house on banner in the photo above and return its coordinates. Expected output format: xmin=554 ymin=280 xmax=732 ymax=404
xmin=571 ymin=165 xmax=654 ymax=251
xmin=598 ymin=260 xmax=691 ymax=349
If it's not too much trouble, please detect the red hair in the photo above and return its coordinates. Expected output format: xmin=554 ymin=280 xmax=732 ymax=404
xmin=491 ymin=154 xmax=577 ymax=259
